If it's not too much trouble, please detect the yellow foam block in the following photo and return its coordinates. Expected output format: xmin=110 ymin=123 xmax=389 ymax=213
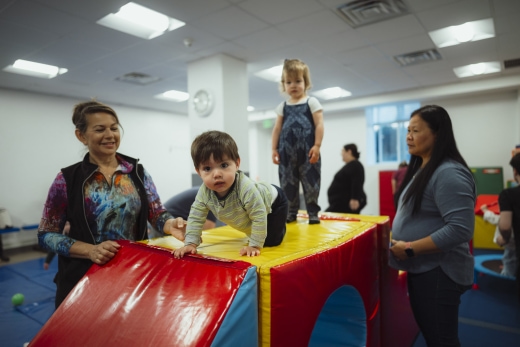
xmin=473 ymin=215 xmax=502 ymax=250
xmin=146 ymin=215 xmax=374 ymax=264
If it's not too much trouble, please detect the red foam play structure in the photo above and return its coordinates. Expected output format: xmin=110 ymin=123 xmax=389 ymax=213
xmin=28 ymin=214 xmax=418 ymax=347
xmin=29 ymin=241 xmax=256 ymax=347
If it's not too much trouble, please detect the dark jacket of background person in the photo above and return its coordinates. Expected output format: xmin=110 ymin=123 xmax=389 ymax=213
xmin=326 ymin=144 xmax=366 ymax=214
xmin=148 ymin=187 xmax=218 ymax=238
xmin=164 ymin=187 xmax=216 ymax=223
xmin=498 ymin=153 xmax=520 ymax=299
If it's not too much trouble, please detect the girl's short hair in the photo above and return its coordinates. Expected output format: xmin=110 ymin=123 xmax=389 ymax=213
xmin=280 ymin=59 xmax=312 ymax=94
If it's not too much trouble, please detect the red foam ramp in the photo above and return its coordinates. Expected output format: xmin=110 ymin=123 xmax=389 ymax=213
xmin=29 ymin=241 xmax=253 ymax=347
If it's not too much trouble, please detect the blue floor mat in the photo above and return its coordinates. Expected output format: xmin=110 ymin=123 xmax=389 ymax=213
xmin=0 ymin=258 xmax=57 ymax=347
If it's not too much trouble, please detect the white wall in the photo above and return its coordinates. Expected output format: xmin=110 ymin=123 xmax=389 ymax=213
xmin=432 ymin=91 xmax=519 ymax=169
xmin=0 ymin=89 xmax=191 ymax=248
xmin=2 ymin=87 xmax=520 ymax=249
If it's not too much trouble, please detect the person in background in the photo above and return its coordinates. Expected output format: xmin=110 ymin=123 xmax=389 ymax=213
xmin=481 ymin=204 xmax=516 ymax=278
xmin=271 ymin=59 xmax=324 ymax=224
xmin=392 ymin=160 xmax=408 ymax=195
xmin=498 ymin=153 xmax=520 ymax=299
xmin=174 ymin=130 xmax=288 ymax=258
xmin=325 ymin=143 xmax=367 ymax=214
xmin=38 ymin=100 xmax=186 ymax=308
xmin=389 ymin=105 xmax=476 ymax=346
xmin=148 ymin=187 xmax=218 ymax=239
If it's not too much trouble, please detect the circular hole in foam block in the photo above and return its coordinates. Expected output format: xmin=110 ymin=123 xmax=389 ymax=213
xmin=309 ymin=285 xmax=366 ymax=347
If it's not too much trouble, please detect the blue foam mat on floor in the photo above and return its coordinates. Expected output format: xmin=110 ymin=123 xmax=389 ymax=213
xmin=0 ymin=258 xmax=57 ymax=347
xmin=474 ymin=254 xmax=515 ymax=281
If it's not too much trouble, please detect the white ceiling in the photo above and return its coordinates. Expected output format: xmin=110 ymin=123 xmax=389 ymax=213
xmin=1 ymin=0 xmax=520 ymax=115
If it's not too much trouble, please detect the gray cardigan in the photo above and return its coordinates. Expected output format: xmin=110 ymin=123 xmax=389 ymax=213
xmin=390 ymin=160 xmax=476 ymax=285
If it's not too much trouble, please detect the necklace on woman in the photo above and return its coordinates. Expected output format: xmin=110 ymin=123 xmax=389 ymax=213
xmin=98 ymin=164 xmax=117 ymax=180
xmin=99 ymin=170 xmax=114 ymax=180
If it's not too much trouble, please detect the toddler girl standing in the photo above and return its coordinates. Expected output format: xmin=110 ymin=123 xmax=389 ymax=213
xmin=271 ymin=59 xmax=324 ymax=224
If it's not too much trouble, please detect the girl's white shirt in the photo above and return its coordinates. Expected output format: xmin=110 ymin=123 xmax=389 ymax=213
xmin=275 ymin=96 xmax=322 ymax=116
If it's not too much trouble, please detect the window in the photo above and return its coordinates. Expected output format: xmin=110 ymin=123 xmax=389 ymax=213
xmin=366 ymin=102 xmax=419 ymax=164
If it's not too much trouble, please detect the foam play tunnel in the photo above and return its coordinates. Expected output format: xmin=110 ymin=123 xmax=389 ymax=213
xmin=29 ymin=212 xmax=418 ymax=347
xmin=148 ymin=214 xmax=391 ymax=346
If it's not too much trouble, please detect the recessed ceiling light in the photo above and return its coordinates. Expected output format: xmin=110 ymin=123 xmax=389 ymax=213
xmin=254 ymin=65 xmax=283 ymax=82
xmin=452 ymin=22 xmax=474 ymax=43
xmin=428 ymin=18 xmax=495 ymax=48
xmin=247 ymin=106 xmax=255 ymax=112
xmin=453 ymin=61 xmax=501 ymax=78
xmin=3 ymin=59 xmax=68 ymax=78
xmin=97 ymin=2 xmax=185 ymax=40
xmin=154 ymin=90 xmax=189 ymax=102
xmin=312 ymin=87 xmax=352 ymax=100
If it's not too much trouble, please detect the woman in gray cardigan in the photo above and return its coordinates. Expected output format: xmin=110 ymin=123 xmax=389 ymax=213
xmin=390 ymin=105 xmax=476 ymax=347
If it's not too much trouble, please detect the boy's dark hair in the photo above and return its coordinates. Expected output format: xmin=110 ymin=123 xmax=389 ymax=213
xmin=510 ymin=153 xmax=520 ymax=173
xmin=191 ymin=130 xmax=240 ymax=168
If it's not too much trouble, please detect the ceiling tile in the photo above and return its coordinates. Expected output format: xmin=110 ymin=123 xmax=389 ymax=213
xmin=190 ymin=6 xmax=269 ymax=40
xmin=239 ymin=0 xmax=324 ymax=25
xmin=1 ymin=0 xmax=519 ymax=114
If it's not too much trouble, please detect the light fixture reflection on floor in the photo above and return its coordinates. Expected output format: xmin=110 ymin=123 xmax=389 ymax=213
xmin=3 ymin=59 xmax=68 ymax=79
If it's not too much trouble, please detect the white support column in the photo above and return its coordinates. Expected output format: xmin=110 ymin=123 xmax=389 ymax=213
xmin=187 ymin=54 xmax=249 ymax=172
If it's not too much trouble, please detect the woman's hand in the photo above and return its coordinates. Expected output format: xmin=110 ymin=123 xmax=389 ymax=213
xmin=164 ymin=217 xmax=186 ymax=241
xmin=349 ymin=199 xmax=360 ymax=211
xmin=88 ymin=240 xmax=120 ymax=265
xmin=240 ymin=245 xmax=261 ymax=257
xmin=389 ymin=239 xmax=408 ymax=261
xmin=173 ymin=244 xmax=197 ymax=259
